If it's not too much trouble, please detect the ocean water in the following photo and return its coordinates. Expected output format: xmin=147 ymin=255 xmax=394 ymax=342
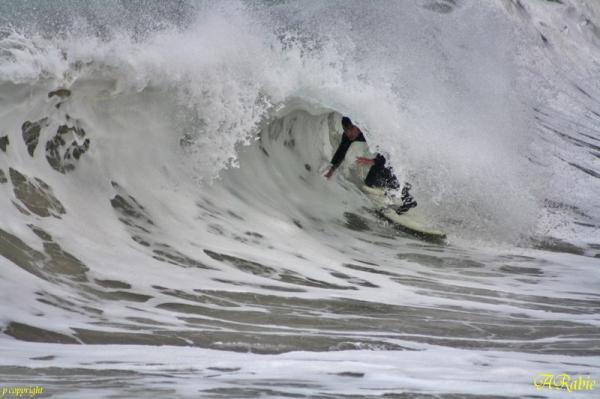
xmin=0 ymin=1 xmax=599 ymax=398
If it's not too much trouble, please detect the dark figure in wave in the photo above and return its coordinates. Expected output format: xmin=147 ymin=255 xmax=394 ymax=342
xmin=325 ymin=116 xmax=417 ymax=214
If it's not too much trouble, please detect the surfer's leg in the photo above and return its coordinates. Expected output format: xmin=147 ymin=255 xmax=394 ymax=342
xmin=364 ymin=164 xmax=381 ymax=187
xmin=394 ymin=183 xmax=417 ymax=214
xmin=393 ymin=202 xmax=416 ymax=215
xmin=365 ymin=163 xmax=400 ymax=190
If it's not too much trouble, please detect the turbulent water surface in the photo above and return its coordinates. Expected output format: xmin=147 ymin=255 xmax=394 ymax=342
xmin=0 ymin=1 xmax=599 ymax=398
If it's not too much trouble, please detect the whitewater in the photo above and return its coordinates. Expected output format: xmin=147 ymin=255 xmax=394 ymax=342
xmin=0 ymin=0 xmax=599 ymax=397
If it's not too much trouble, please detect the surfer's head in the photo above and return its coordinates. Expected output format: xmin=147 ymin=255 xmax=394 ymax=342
xmin=341 ymin=116 xmax=352 ymax=129
xmin=341 ymin=116 xmax=360 ymax=139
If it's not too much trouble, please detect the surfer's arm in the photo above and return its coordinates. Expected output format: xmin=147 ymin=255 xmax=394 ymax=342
xmin=330 ymin=134 xmax=352 ymax=166
xmin=356 ymin=157 xmax=374 ymax=166
xmin=357 ymin=151 xmax=386 ymax=166
xmin=325 ymin=131 xmax=367 ymax=178
xmin=325 ymin=134 xmax=350 ymax=178
xmin=324 ymin=164 xmax=336 ymax=179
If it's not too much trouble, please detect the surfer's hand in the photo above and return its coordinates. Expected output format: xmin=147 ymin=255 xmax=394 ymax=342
xmin=324 ymin=168 xmax=334 ymax=179
xmin=356 ymin=157 xmax=374 ymax=166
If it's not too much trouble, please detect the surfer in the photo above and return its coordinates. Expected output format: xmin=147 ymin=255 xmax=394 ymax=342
xmin=325 ymin=116 xmax=417 ymax=214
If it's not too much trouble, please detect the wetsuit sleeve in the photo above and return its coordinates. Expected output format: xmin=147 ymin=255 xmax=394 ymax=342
xmin=330 ymin=131 xmax=367 ymax=167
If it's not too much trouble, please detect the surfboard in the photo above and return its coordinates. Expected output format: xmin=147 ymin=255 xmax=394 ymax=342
xmin=361 ymin=185 xmax=447 ymax=242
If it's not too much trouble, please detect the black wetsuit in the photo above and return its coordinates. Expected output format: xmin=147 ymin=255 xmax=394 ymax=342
xmin=330 ymin=129 xmax=417 ymax=213
xmin=330 ymin=130 xmax=398 ymax=189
